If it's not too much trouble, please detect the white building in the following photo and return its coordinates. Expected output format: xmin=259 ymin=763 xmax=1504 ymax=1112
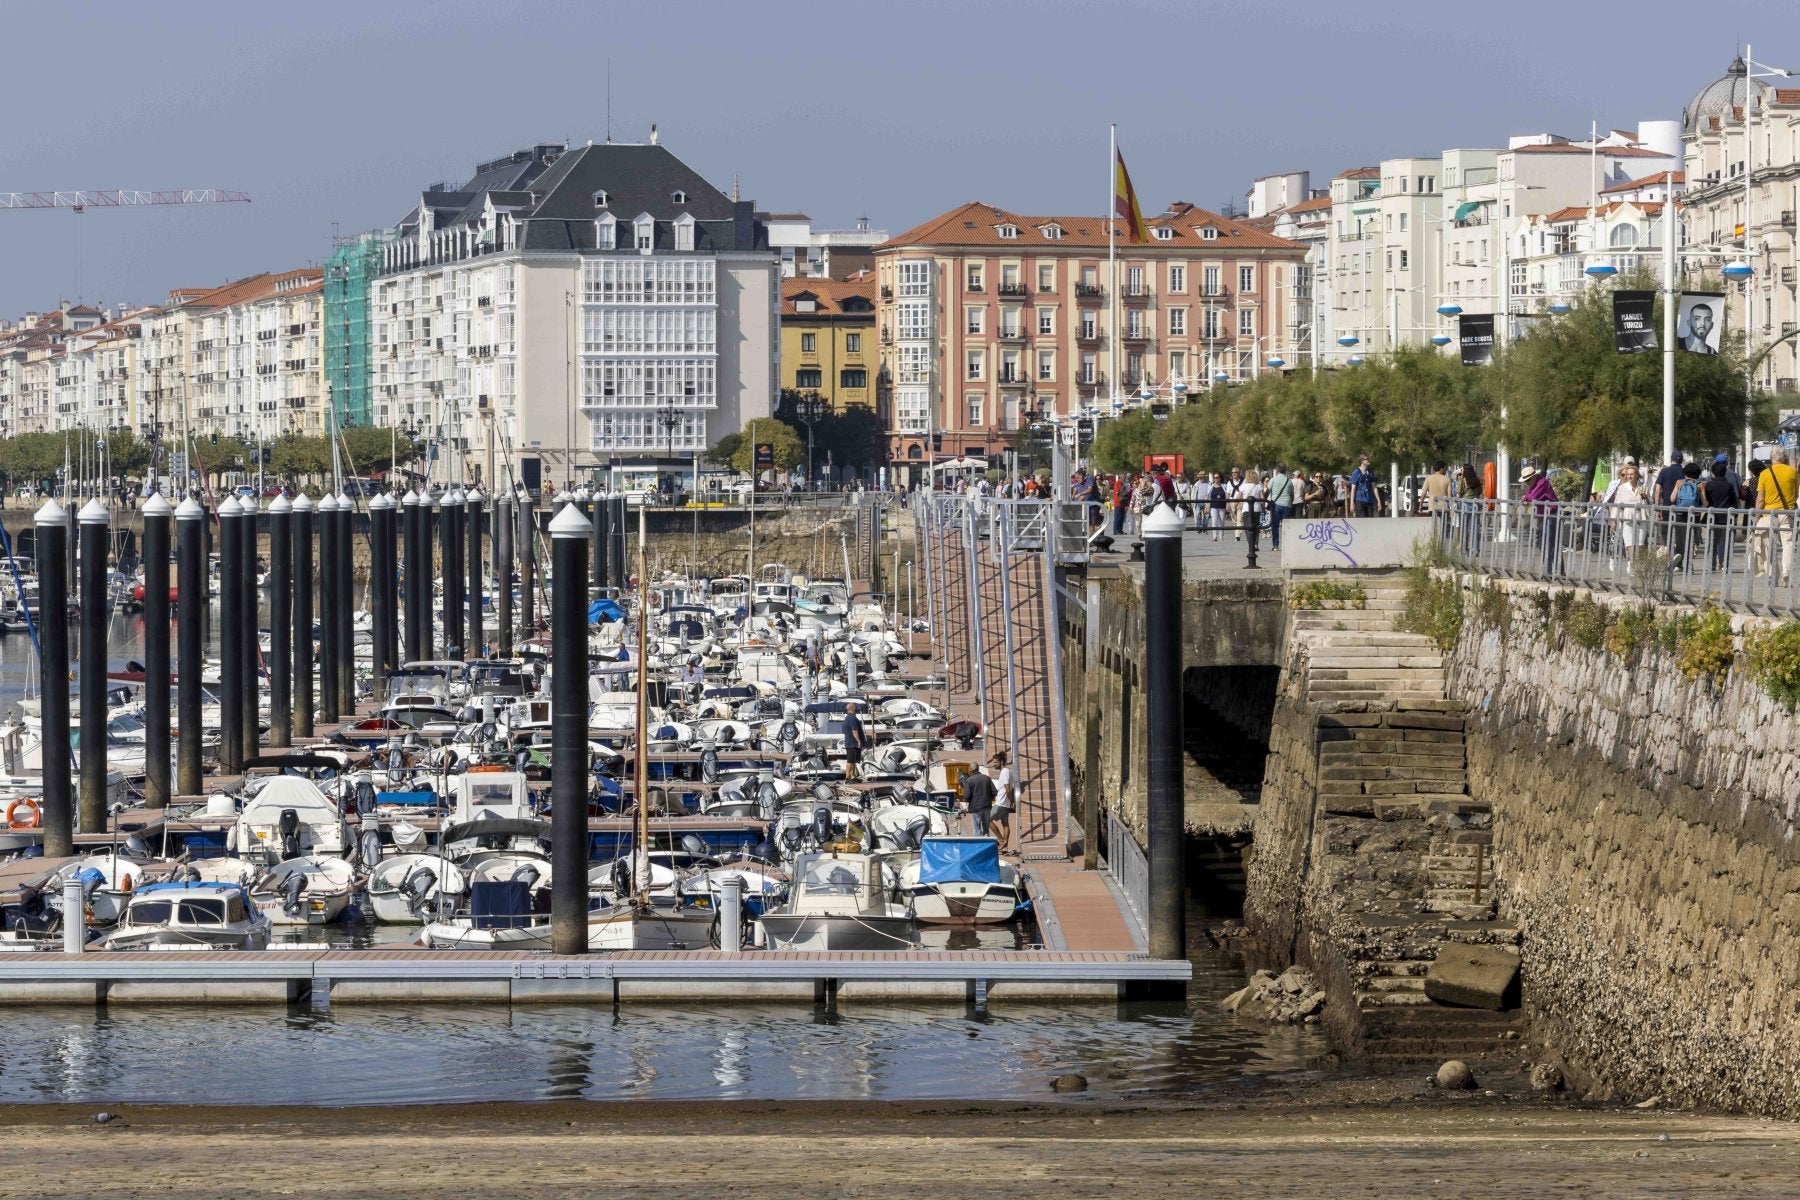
xmin=369 ymin=139 xmax=778 ymax=489
xmin=764 ymin=213 xmax=886 ymax=279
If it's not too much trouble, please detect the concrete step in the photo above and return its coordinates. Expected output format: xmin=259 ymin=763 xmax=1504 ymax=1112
xmin=1357 ymin=991 xmax=1437 ymax=1009
xmin=1295 ymin=633 xmax=1436 ymax=648
xmin=1307 ymin=656 xmax=1446 ymax=671
xmin=1360 ymin=974 xmax=1428 ymax=994
xmin=1357 ymin=960 xmax=1430 ymax=979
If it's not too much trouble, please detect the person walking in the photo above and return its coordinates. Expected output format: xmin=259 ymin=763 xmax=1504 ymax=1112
xmin=1302 ymin=470 xmax=1325 ymax=518
xmin=1241 ymin=469 xmax=1266 ymax=550
xmin=1754 ymin=448 xmax=1797 ymax=581
xmin=1423 ymin=462 xmax=1452 ymax=540
xmin=1266 ymin=463 xmax=1295 ymax=551
xmin=1206 ymin=472 xmax=1228 ymax=541
xmin=1224 ymin=467 xmax=1247 ymax=541
xmin=1350 ymin=454 xmax=1377 ymax=518
xmin=1453 ymin=463 xmax=1483 ymax=554
xmin=1522 ymin=464 xmax=1561 ymax=574
xmin=1608 ymin=462 xmax=1649 ymax=570
xmin=988 ymin=751 xmax=1015 ymax=852
xmin=958 ymin=759 xmax=996 ymax=837
xmin=840 ymin=700 xmax=868 ymax=781
xmin=1110 ymin=474 xmax=1128 ymax=535
xmin=1704 ymin=453 xmax=1741 ymax=570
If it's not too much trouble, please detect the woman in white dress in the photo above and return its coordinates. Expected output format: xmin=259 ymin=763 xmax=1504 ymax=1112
xmin=1608 ymin=463 xmax=1648 ymax=568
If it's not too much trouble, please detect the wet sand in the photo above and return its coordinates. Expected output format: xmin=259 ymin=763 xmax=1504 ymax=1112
xmin=3 ymin=1078 xmax=1797 ymax=1199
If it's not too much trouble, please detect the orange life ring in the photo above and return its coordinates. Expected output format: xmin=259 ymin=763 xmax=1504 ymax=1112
xmin=6 ymin=797 xmax=42 ymax=829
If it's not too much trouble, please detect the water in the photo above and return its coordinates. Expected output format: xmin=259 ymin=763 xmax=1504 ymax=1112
xmin=0 ymin=943 xmax=1317 ymax=1105
xmin=0 ymin=615 xmax=1324 ymax=1104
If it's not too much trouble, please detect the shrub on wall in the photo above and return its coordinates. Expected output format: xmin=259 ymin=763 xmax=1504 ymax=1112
xmin=1289 ymin=580 xmax=1367 ymax=611
xmin=1744 ymin=620 xmax=1800 ymax=710
xmin=1398 ymin=543 xmax=1463 ymax=651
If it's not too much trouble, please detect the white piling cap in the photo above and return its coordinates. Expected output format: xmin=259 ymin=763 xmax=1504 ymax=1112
xmin=402 ymin=489 xmax=420 ymax=506
xmin=142 ymin=492 xmax=173 ymax=518
xmin=444 ymin=487 xmax=465 ymax=506
xmin=316 ymin=494 xmax=337 ymax=513
xmin=268 ymin=493 xmax=292 ymax=515
xmin=293 ymin=492 xmax=314 ymax=513
xmin=175 ymin=496 xmax=204 ymax=521
xmin=466 ymin=486 xmax=485 ymax=504
xmin=218 ymin=495 xmax=243 ymax=518
xmin=77 ymin=497 xmax=111 ymax=525
xmin=240 ymin=495 xmax=259 ymax=516
xmin=369 ymin=492 xmax=393 ymax=510
xmin=1141 ymin=504 xmax=1186 ymax=539
xmin=549 ymin=502 xmax=593 ymax=538
xmin=33 ymin=498 xmax=67 ymax=526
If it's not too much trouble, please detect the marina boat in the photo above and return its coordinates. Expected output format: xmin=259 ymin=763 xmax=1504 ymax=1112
xmin=758 ymin=851 xmax=918 ymax=950
xmin=365 ymin=853 xmax=468 ymax=923
xmin=897 ymin=838 xmax=1025 ymax=926
xmin=248 ymin=855 xmax=358 ymax=925
xmin=98 ymin=881 xmax=273 ymax=951
xmin=230 ymin=776 xmax=352 ymax=863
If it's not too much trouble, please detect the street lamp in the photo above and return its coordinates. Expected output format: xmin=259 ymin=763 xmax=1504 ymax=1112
xmin=794 ymin=393 xmax=826 ymax=489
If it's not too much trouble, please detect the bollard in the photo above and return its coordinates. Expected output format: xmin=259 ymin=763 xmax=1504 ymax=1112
xmin=519 ymin=492 xmax=537 ymax=634
xmin=720 ymin=875 xmax=743 ymax=954
xmin=142 ymin=493 xmax=174 ymax=807
xmin=35 ymin=501 xmax=73 ymax=858
xmin=292 ymin=493 xmax=315 ymax=738
xmin=466 ymin=488 xmax=484 ymax=659
xmin=442 ymin=486 xmax=465 ymax=660
xmin=268 ymin=494 xmax=293 ymax=747
xmin=402 ymin=488 xmax=423 ymax=663
xmin=494 ymin=492 xmax=513 ymax=657
xmin=1242 ymin=497 xmax=1260 ymax=570
xmin=62 ymin=877 xmax=86 ymax=953
xmin=78 ymin=499 xmax=111 ymax=833
xmin=316 ymin=494 xmax=339 ymax=725
xmin=176 ymin=497 xmax=205 ymax=796
xmin=1142 ymin=503 xmax=1187 ymax=968
xmin=548 ymin=500 xmax=592 ymax=955
xmin=369 ymin=492 xmax=395 ymax=697
xmin=238 ymin=496 xmax=259 ymax=764
xmin=333 ymin=492 xmax=355 ymax=714
xmin=218 ymin=496 xmax=245 ymax=773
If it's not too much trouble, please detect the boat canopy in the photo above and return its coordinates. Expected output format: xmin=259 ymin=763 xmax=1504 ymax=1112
xmin=919 ymin=837 xmax=1001 ymax=885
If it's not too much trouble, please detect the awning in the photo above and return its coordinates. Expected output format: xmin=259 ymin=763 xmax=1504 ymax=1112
xmin=1453 ymin=200 xmax=1483 ymax=222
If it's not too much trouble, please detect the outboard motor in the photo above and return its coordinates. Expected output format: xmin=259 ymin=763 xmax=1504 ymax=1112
xmin=700 ymin=745 xmax=720 ymax=784
xmin=277 ymin=808 xmax=302 ymax=861
xmin=280 ymin=871 xmax=307 ymax=918
xmin=354 ymin=779 xmax=378 ymax=817
xmin=359 ymin=829 xmax=383 ymax=868
xmin=398 ymin=865 xmax=437 ymax=915
xmin=780 ymin=826 xmax=805 ymax=856
xmin=811 ymin=782 xmax=834 ymax=807
xmin=778 ymin=721 xmax=798 ymax=753
xmin=905 ymin=817 xmax=929 ymax=850
xmin=510 ymin=864 xmax=541 ymax=889
xmin=755 ymin=780 xmax=780 ymax=823
xmin=811 ymin=805 xmax=833 ymax=847
xmin=611 ymin=858 xmax=631 ymax=898
xmin=680 ymin=834 xmax=707 ymax=859
xmin=883 ymin=747 xmax=908 ymax=774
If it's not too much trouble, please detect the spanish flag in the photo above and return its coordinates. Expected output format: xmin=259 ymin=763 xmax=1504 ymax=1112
xmin=1114 ymin=148 xmax=1148 ymax=245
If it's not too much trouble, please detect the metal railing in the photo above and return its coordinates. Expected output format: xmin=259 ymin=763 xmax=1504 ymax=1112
xmin=1429 ymin=497 xmax=1800 ymax=616
xmin=1102 ymin=807 xmax=1148 ymax=935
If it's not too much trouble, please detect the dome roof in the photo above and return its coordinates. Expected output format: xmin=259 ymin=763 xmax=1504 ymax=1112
xmin=1685 ymin=56 xmax=1772 ymax=135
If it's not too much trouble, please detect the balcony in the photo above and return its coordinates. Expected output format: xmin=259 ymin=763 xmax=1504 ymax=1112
xmin=880 ymin=285 xmax=893 ymax=299
xmin=1121 ymin=288 xmax=1150 ymax=303
xmin=965 ymin=282 xmax=985 ymax=293
xmin=1121 ymin=331 xmax=1150 ymax=344
xmin=1077 ymin=328 xmax=1101 ymax=343
xmin=1038 ymin=283 xmax=1057 ymax=293
xmin=997 ymin=328 xmax=1028 ymax=343
xmin=1075 ymin=284 xmax=1103 ymax=299
xmin=998 ymin=283 xmax=1028 ymax=297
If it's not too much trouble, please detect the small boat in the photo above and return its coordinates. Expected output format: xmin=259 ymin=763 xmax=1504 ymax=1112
xmin=249 ymin=855 xmax=358 ymax=925
xmin=231 ymin=776 xmax=352 ymax=864
xmin=99 ymin=882 xmax=272 ymax=951
xmin=898 ymin=837 xmax=1025 ymax=926
xmin=758 ymin=851 xmax=917 ymax=950
xmin=365 ymin=853 xmax=467 ymax=924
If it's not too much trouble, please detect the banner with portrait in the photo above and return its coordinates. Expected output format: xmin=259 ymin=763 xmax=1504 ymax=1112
xmin=1611 ymin=290 xmax=1657 ymax=354
xmin=1677 ymin=292 xmax=1723 ymax=356
xmin=1458 ymin=313 xmax=1495 ymax=366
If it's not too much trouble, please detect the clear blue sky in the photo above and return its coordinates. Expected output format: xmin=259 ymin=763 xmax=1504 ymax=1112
xmin=2 ymin=0 xmax=1790 ymax=317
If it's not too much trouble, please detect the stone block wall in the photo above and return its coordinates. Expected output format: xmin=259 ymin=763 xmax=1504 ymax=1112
xmin=1445 ymin=577 xmax=1800 ymax=1116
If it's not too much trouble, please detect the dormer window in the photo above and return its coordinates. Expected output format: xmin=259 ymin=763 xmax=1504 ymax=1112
xmin=673 ymin=211 xmax=696 ymax=252
xmin=997 ymin=224 xmax=1019 ymax=239
xmin=672 ymin=190 xmax=688 ymax=205
xmin=1041 ymin=224 xmax=1063 ymax=240
xmin=1154 ymin=227 xmax=1174 ymax=241
xmin=634 ymin=213 xmax=655 ymax=252
xmin=593 ymin=190 xmax=609 ymax=208
xmin=596 ymin=212 xmax=617 ymax=249
xmin=1198 ymin=226 xmax=1219 ymax=241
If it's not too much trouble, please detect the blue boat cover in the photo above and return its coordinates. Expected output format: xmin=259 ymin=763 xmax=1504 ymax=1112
xmin=376 ymin=790 xmax=437 ymax=807
xmin=589 ymin=598 xmax=625 ymax=624
xmin=918 ymin=838 xmax=1001 ymax=885
xmin=470 ymin=880 xmax=533 ymax=930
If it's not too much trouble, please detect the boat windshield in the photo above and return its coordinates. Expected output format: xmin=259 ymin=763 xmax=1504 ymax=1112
xmin=178 ymin=899 xmax=226 ymax=925
xmin=798 ymin=860 xmax=865 ymax=896
xmin=108 ymin=714 xmax=146 ymax=736
xmin=125 ymin=901 xmax=173 ymax=926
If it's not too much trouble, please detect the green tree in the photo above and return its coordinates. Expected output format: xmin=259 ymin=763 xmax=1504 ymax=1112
xmin=703 ymin=431 xmax=744 ymax=469
xmin=339 ymin=425 xmax=415 ymax=476
xmin=729 ymin=418 xmax=805 ymax=474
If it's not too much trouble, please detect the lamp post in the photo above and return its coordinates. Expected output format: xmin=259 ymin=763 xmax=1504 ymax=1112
xmin=795 ymin=393 xmax=826 ymax=489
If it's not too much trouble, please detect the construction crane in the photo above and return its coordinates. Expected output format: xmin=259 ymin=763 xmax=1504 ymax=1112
xmin=0 ymin=189 xmax=251 ymax=213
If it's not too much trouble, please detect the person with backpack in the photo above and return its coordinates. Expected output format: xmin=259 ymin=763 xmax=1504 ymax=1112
xmin=1349 ymin=454 xmax=1377 ymax=517
xmin=1671 ymin=460 xmax=1705 ymax=568
xmin=1704 ymin=454 xmax=1741 ymax=571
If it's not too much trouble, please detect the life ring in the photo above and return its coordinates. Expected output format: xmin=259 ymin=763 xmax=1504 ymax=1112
xmin=5 ymin=797 xmax=41 ymax=829
xmin=648 ymin=593 xmax=661 ymax=608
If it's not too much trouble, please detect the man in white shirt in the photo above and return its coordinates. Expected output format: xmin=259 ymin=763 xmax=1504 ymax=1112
xmin=989 ymin=751 xmax=1015 ymax=852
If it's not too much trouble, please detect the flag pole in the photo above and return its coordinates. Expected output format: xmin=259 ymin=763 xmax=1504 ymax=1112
xmin=1109 ymin=123 xmax=1119 ymax=408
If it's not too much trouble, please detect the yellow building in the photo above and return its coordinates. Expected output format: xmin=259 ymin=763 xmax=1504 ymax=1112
xmin=779 ymin=274 xmax=878 ymax=415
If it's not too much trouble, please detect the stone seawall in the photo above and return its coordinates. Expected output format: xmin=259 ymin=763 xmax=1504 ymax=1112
xmin=1445 ymin=578 xmax=1800 ymax=1117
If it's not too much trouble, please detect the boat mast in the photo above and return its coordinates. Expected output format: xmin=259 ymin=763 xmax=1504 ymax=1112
xmin=632 ymin=499 xmax=650 ymax=908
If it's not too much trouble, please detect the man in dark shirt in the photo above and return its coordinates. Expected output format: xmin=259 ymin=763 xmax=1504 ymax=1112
xmin=1704 ymin=456 xmax=1741 ymax=570
xmin=840 ymin=701 xmax=867 ymax=780
xmin=1652 ymin=451 xmax=1686 ymax=550
xmin=959 ymin=761 xmax=996 ymax=836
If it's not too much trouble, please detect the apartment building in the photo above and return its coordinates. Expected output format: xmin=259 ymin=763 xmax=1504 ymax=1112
xmin=779 ymin=274 xmax=879 ymax=415
xmin=365 ymin=139 xmax=777 ymax=490
xmin=875 ymin=200 xmax=1306 ymax=481
xmin=1682 ymin=56 xmax=1800 ymax=397
xmin=765 ymin=214 xmax=886 ymax=279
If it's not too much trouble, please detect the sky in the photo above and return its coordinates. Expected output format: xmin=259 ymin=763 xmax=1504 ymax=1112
xmin=1 ymin=0 xmax=1792 ymax=317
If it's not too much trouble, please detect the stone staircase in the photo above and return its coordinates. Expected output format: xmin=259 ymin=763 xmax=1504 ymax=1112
xmin=1290 ymin=579 xmax=1444 ymax=704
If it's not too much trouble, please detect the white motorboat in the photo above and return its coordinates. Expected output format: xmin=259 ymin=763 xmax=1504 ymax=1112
xmin=758 ymin=851 xmax=917 ymax=950
xmin=249 ymin=855 xmax=358 ymax=925
xmin=230 ymin=776 xmax=351 ymax=864
xmin=897 ymin=837 xmax=1024 ymax=926
xmin=365 ymin=853 xmax=468 ymax=923
xmin=98 ymin=882 xmax=272 ymax=951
